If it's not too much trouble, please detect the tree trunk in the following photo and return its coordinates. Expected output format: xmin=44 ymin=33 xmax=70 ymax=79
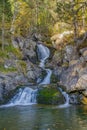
xmin=10 ymin=3 xmax=17 ymax=45
xmin=82 ymin=6 xmax=85 ymax=30
xmin=2 ymin=0 xmax=5 ymax=51
xmin=73 ymin=18 xmax=78 ymax=41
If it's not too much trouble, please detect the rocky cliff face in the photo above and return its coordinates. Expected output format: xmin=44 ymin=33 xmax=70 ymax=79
xmin=48 ymin=43 xmax=87 ymax=104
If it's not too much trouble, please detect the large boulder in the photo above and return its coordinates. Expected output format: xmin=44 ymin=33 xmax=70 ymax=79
xmin=59 ymin=60 xmax=87 ymax=93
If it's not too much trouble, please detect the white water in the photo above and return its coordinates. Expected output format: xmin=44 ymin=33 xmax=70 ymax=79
xmin=58 ymin=88 xmax=70 ymax=108
xmin=40 ymin=69 xmax=52 ymax=85
xmin=1 ymin=43 xmax=70 ymax=107
xmin=0 ymin=87 xmax=37 ymax=107
xmin=37 ymin=44 xmax=50 ymax=68
xmin=9 ymin=87 xmax=37 ymax=105
xmin=37 ymin=44 xmax=52 ymax=85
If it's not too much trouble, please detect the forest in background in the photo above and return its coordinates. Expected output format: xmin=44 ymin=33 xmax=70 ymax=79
xmin=0 ymin=0 xmax=87 ymax=51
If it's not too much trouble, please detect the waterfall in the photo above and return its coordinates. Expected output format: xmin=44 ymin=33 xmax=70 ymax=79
xmin=1 ymin=87 xmax=37 ymax=107
xmin=0 ymin=43 xmax=71 ymax=108
xmin=9 ymin=87 xmax=37 ymax=106
xmin=58 ymin=88 xmax=70 ymax=108
xmin=37 ymin=44 xmax=50 ymax=68
xmin=40 ymin=69 xmax=52 ymax=85
xmin=37 ymin=44 xmax=52 ymax=85
xmin=1 ymin=43 xmax=52 ymax=107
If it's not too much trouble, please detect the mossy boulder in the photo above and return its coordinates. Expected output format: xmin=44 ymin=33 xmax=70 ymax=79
xmin=37 ymin=84 xmax=64 ymax=105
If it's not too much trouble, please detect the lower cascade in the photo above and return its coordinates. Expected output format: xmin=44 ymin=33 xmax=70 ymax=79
xmin=1 ymin=88 xmax=37 ymax=107
xmin=9 ymin=87 xmax=37 ymax=106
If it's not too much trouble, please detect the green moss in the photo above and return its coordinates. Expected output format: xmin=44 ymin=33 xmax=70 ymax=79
xmin=37 ymin=86 xmax=64 ymax=105
xmin=4 ymin=45 xmax=23 ymax=59
xmin=18 ymin=60 xmax=27 ymax=75
xmin=0 ymin=65 xmax=17 ymax=73
xmin=0 ymin=43 xmax=22 ymax=60
xmin=19 ymin=60 xmax=27 ymax=68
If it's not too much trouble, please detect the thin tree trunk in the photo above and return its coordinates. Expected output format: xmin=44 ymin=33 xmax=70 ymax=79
xmin=71 ymin=0 xmax=78 ymax=41
xmin=2 ymin=0 xmax=5 ymax=51
xmin=10 ymin=3 xmax=17 ymax=45
xmin=73 ymin=18 xmax=78 ymax=40
xmin=35 ymin=0 xmax=39 ymax=31
xmin=82 ymin=6 xmax=85 ymax=30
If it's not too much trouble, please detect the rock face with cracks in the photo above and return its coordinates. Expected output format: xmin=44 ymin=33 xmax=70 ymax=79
xmin=49 ymin=45 xmax=87 ymax=104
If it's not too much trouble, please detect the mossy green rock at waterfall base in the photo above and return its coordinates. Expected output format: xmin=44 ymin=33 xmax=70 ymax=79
xmin=37 ymin=85 xmax=64 ymax=105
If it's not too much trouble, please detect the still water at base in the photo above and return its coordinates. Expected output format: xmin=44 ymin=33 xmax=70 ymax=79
xmin=0 ymin=105 xmax=87 ymax=130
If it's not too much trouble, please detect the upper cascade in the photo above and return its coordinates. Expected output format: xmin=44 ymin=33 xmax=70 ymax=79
xmin=37 ymin=44 xmax=50 ymax=68
xmin=37 ymin=43 xmax=52 ymax=85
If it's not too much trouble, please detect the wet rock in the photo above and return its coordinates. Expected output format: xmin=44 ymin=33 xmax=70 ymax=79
xmin=69 ymin=93 xmax=81 ymax=104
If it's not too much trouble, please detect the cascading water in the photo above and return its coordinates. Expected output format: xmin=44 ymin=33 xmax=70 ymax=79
xmin=58 ymin=88 xmax=70 ymax=108
xmin=40 ymin=69 xmax=52 ymax=85
xmin=1 ymin=87 xmax=37 ymax=107
xmin=1 ymin=43 xmax=52 ymax=107
xmin=9 ymin=87 xmax=37 ymax=106
xmin=37 ymin=44 xmax=52 ymax=85
xmin=1 ymin=43 xmax=70 ymax=108
xmin=37 ymin=44 xmax=50 ymax=68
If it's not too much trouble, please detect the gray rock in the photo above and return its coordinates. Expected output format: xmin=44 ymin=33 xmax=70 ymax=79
xmin=64 ymin=45 xmax=78 ymax=62
xmin=26 ymin=62 xmax=42 ymax=82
